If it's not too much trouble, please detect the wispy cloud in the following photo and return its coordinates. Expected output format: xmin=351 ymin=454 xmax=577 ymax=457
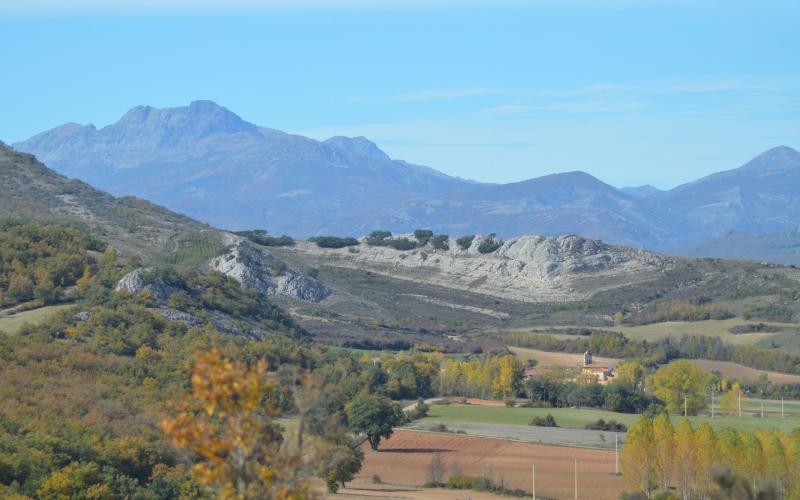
xmin=393 ymin=87 xmax=504 ymax=102
xmin=383 ymin=78 xmax=800 ymax=118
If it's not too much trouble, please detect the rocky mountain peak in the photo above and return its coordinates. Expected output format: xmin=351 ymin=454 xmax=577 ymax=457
xmin=323 ymin=136 xmax=391 ymax=161
xmin=739 ymin=145 xmax=800 ymax=174
xmin=116 ymin=100 xmax=256 ymax=140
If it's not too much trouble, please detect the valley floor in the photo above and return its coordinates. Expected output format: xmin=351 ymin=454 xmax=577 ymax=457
xmin=347 ymin=429 xmax=623 ymax=500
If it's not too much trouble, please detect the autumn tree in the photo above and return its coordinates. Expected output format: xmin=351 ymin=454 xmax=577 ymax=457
xmin=757 ymin=430 xmax=787 ymax=488
xmin=719 ymin=382 xmax=745 ymax=416
xmin=652 ymin=414 xmax=675 ymax=492
xmin=346 ymin=393 xmax=404 ymax=450
xmin=614 ymin=360 xmax=647 ymax=388
xmin=647 ymin=360 xmax=707 ymax=415
xmin=317 ymin=433 xmax=364 ymax=494
xmin=621 ymin=416 xmax=656 ymax=497
xmin=161 ymin=348 xmax=313 ymax=499
xmin=37 ymin=462 xmax=112 ymax=499
xmin=673 ymin=419 xmax=696 ymax=499
xmin=694 ymin=423 xmax=718 ymax=495
xmin=492 ymin=355 xmax=524 ymax=397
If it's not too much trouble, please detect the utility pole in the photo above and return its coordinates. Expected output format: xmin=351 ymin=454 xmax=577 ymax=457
xmin=761 ymin=400 xmax=765 ymax=419
xmin=739 ymin=392 xmax=742 ymax=418
xmin=615 ymin=433 xmax=619 ymax=475
xmin=711 ymin=388 xmax=715 ymax=419
xmin=782 ymin=396 xmax=785 ymax=418
xmin=574 ymin=458 xmax=578 ymax=499
xmin=684 ymin=396 xmax=688 ymax=417
xmin=532 ymin=464 xmax=535 ymax=500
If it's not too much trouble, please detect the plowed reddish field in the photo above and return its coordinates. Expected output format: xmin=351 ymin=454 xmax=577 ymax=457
xmin=357 ymin=430 xmax=624 ymax=500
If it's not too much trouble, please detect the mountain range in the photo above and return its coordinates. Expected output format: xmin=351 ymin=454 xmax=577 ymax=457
xmin=12 ymin=100 xmax=800 ymax=263
xmin=3 ymin=137 xmax=800 ymax=339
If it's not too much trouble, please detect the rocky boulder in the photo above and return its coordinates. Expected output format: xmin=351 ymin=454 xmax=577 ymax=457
xmin=209 ymin=239 xmax=330 ymax=302
xmin=114 ymin=267 xmax=178 ymax=301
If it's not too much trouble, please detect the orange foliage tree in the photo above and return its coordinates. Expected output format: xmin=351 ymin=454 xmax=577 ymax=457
xmin=161 ymin=348 xmax=314 ymax=499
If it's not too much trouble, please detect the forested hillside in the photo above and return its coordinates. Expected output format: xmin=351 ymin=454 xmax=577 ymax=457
xmin=0 ymin=221 xmax=446 ymax=498
xmin=0 ymin=143 xmax=205 ymax=259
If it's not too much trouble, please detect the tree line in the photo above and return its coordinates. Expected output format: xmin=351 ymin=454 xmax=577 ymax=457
xmin=505 ymin=330 xmax=800 ymax=375
xmin=622 ymin=414 xmax=800 ymax=499
xmin=0 ymin=220 xmax=110 ymax=307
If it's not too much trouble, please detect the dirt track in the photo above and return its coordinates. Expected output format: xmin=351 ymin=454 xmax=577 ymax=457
xmin=354 ymin=430 xmax=624 ymax=500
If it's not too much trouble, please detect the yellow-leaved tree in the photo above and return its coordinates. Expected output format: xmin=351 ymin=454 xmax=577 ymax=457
xmin=673 ymin=419 xmax=696 ymax=500
xmin=693 ymin=422 xmax=717 ymax=496
xmin=652 ymin=414 xmax=675 ymax=492
xmin=492 ymin=355 xmax=524 ymax=397
xmin=161 ymin=348 xmax=313 ymax=499
xmin=614 ymin=360 xmax=647 ymax=388
xmin=719 ymin=382 xmax=745 ymax=416
xmin=621 ymin=416 xmax=656 ymax=497
xmin=647 ymin=360 xmax=707 ymax=415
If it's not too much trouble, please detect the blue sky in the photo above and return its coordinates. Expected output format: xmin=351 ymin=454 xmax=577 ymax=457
xmin=1 ymin=1 xmax=799 ymax=188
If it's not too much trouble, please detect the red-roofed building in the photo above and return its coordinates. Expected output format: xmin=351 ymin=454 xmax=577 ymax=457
xmin=581 ymin=351 xmax=614 ymax=383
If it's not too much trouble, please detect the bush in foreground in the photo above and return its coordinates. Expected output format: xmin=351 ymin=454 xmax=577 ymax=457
xmin=529 ymin=414 xmax=558 ymax=427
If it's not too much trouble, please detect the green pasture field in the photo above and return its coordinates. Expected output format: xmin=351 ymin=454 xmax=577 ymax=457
xmin=424 ymin=403 xmax=800 ymax=435
xmin=0 ymin=304 xmax=72 ymax=334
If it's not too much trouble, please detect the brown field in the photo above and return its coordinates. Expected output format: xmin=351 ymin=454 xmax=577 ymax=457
xmin=509 ymin=346 xmax=622 ymax=368
xmin=329 ymin=480 xmax=504 ymax=499
xmin=680 ymin=359 xmax=800 ymax=384
xmin=354 ymin=430 xmax=623 ymax=500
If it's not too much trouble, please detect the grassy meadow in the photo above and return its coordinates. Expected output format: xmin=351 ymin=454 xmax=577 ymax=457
xmin=424 ymin=403 xmax=800 ymax=435
xmin=616 ymin=318 xmax=798 ymax=346
xmin=0 ymin=304 xmax=72 ymax=334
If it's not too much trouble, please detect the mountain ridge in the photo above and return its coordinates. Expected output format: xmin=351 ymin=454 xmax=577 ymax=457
xmin=12 ymin=101 xmax=800 ymax=258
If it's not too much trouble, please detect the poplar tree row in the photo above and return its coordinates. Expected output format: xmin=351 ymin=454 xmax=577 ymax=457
xmin=622 ymin=414 xmax=800 ymax=499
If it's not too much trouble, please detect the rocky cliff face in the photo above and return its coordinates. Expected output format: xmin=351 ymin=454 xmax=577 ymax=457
xmin=116 ymin=235 xmax=331 ymax=304
xmin=209 ymin=236 xmax=331 ymax=302
xmin=114 ymin=267 xmax=178 ymax=301
xmin=282 ymin=233 xmax=671 ymax=303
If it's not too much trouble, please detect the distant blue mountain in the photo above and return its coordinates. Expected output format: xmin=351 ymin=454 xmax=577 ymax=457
xmin=620 ymin=185 xmax=663 ymax=198
xmin=13 ymin=101 xmax=800 ymax=255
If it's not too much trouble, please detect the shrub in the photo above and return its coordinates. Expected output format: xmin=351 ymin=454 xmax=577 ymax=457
xmin=729 ymin=323 xmax=782 ymax=334
xmin=309 ymin=236 xmax=359 ymax=248
xmin=431 ymin=235 xmax=449 ymax=250
xmin=456 ymin=235 xmax=475 ymax=250
xmin=234 ymin=230 xmax=294 ymax=247
xmin=406 ymin=399 xmax=430 ymax=420
xmin=477 ymin=234 xmax=502 ymax=254
xmin=366 ymin=230 xmax=392 ymax=246
xmin=414 ymin=229 xmax=434 ymax=244
xmin=445 ymin=475 xmax=526 ymax=496
xmin=529 ymin=414 xmax=558 ymax=427
xmin=371 ymin=475 xmax=382 ymax=484
xmin=743 ymin=304 xmax=795 ymax=322
xmin=387 ymin=238 xmax=416 ymax=251
xmin=447 ymin=474 xmax=476 ymax=490
xmin=584 ymin=418 xmax=627 ymax=432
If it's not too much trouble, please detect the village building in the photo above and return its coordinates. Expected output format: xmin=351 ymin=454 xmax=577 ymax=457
xmin=581 ymin=350 xmax=614 ymax=383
